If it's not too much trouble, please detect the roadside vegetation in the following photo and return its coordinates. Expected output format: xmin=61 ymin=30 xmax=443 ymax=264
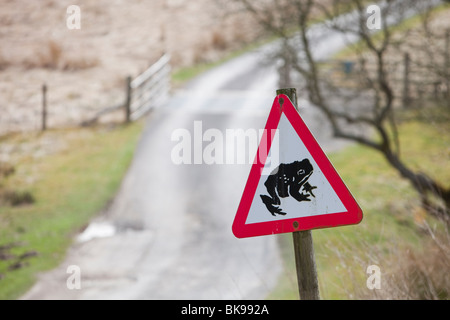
xmin=264 ymin=1 xmax=450 ymax=299
xmin=0 ymin=120 xmax=144 ymax=299
xmin=268 ymin=103 xmax=449 ymax=299
xmin=0 ymin=0 xmax=448 ymax=301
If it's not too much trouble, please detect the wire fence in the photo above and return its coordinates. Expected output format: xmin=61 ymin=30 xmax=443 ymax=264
xmin=317 ymin=51 xmax=449 ymax=108
xmin=1 ymin=54 xmax=171 ymax=135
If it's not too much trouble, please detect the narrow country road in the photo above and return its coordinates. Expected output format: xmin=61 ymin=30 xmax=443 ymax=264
xmin=22 ymin=41 xmax=348 ymax=300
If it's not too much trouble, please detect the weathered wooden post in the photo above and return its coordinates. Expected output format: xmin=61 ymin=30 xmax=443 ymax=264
xmin=292 ymin=229 xmax=320 ymax=300
xmin=445 ymin=29 xmax=449 ymax=109
xmin=276 ymin=88 xmax=320 ymax=300
xmin=42 ymin=83 xmax=47 ymax=131
xmin=233 ymin=87 xmax=362 ymax=299
xmin=402 ymin=52 xmax=411 ymax=109
xmin=125 ymin=76 xmax=132 ymax=122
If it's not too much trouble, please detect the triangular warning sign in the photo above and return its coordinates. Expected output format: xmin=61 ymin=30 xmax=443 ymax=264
xmin=232 ymin=94 xmax=362 ymax=238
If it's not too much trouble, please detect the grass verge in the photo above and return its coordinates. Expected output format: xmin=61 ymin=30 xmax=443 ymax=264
xmin=0 ymin=120 xmax=144 ymax=299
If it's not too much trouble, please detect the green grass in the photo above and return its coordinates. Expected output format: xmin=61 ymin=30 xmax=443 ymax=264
xmin=0 ymin=121 xmax=144 ymax=299
xmin=267 ymin=105 xmax=449 ymax=299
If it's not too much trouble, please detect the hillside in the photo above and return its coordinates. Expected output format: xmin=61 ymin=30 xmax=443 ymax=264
xmin=0 ymin=0 xmax=261 ymax=134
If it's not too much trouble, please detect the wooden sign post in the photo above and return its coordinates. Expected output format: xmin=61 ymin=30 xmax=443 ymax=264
xmin=232 ymin=88 xmax=362 ymax=300
xmin=42 ymin=83 xmax=47 ymax=131
xmin=276 ymin=88 xmax=320 ymax=300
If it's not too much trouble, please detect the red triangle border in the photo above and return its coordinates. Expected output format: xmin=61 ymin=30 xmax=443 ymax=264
xmin=232 ymin=94 xmax=363 ymax=238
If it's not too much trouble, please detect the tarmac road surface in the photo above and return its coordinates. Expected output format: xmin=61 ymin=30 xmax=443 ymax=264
xmin=22 ymin=42 xmax=350 ymax=300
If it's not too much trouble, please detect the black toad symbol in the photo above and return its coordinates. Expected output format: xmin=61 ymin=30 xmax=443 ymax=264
xmin=260 ymin=159 xmax=317 ymax=216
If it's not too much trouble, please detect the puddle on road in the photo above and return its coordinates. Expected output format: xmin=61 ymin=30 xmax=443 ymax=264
xmin=77 ymin=221 xmax=116 ymax=243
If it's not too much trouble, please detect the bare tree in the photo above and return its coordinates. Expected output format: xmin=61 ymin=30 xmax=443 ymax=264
xmin=232 ymin=0 xmax=450 ymax=222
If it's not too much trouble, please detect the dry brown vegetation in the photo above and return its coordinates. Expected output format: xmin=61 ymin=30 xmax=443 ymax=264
xmin=344 ymin=224 xmax=450 ymax=300
xmin=19 ymin=39 xmax=100 ymax=71
xmin=0 ymin=0 xmax=263 ymax=135
xmin=0 ymin=161 xmax=34 ymax=206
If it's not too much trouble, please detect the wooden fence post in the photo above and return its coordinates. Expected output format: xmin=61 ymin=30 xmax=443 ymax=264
xmin=42 ymin=83 xmax=47 ymax=131
xmin=445 ymin=29 xmax=449 ymax=109
xmin=276 ymin=87 xmax=320 ymax=300
xmin=402 ymin=52 xmax=410 ymax=109
xmin=125 ymin=76 xmax=132 ymax=123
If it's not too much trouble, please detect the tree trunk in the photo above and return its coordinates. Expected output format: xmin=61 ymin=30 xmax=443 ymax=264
xmin=383 ymin=149 xmax=450 ymax=223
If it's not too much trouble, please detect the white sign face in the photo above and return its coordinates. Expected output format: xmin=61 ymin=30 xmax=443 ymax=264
xmin=232 ymin=94 xmax=362 ymax=238
xmin=245 ymin=113 xmax=347 ymax=224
